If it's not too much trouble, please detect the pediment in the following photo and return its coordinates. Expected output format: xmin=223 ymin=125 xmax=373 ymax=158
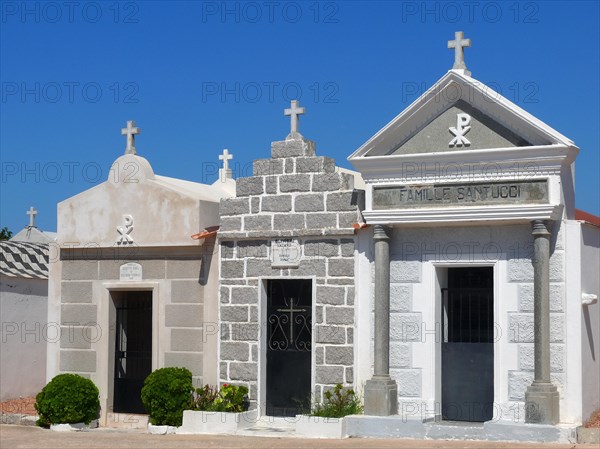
xmin=389 ymin=100 xmax=531 ymax=155
xmin=349 ymin=70 xmax=575 ymax=160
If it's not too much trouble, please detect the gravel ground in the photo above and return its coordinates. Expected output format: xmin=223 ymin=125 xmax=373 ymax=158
xmin=1 ymin=425 xmax=596 ymax=449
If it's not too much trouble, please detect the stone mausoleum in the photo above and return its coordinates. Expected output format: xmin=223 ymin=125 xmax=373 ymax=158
xmin=46 ymin=32 xmax=599 ymax=440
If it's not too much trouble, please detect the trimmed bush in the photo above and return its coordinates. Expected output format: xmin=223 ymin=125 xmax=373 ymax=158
xmin=35 ymin=374 xmax=100 ymax=427
xmin=141 ymin=367 xmax=192 ymax=426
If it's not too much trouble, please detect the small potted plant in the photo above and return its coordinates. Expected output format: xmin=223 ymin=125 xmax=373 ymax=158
xmin=296 ymin=383 xmax=363 ymax=438
xmin=35 ymin=374 xmax=100 ymax=431
xmin=178 ymin=383 xmax=257 ymax=434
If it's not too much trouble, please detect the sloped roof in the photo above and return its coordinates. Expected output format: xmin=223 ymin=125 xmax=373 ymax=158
xmin=0 ymin=241 xmax=49 ymax=279
xmin=154 ymin=175 xmax=235 ymax=201
xmin=575 ymin=209 xmax=600 ymax=228
xmin=11 ymin=226 xmax=57 ymax=244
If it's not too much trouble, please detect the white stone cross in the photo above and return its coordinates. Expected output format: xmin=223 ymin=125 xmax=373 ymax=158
xmin=27 ymin=206 xmax=37 ymax=227
xmin=284 ymin=100 xmax=305 ymax=134
xmin=121 ymin=120 xmax=140 ymax=155
xmin=448 ymin=31 xmax=472 ymax=74
xmin=219 ymin=149 xmax=233 ymax=172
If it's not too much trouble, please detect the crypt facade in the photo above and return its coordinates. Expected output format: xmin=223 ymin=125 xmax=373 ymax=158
xmin=46 ymin=32 xmax=600 ymax=434
xmin=217 ymin=100 xmax=366 ymax=415
xmin=348 ymin=32 xmax=599 ymax=427
xmin=46 ymin=123 xmax=235 ymax=425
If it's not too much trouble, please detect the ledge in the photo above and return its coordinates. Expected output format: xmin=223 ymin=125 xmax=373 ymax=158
xmin=218 ymin=228 xmax=356 ymax=240
xmin=363 ymin=204 xmax=562 ymax=225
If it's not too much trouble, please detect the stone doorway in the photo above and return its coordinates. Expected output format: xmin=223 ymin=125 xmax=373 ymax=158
xmin=265 ymin=279 xmax=312 ymax=417
xmin=112 ymin=291 xmax=152 ymax=414
xmin=441 ymin=267 xmax=494 ymax=422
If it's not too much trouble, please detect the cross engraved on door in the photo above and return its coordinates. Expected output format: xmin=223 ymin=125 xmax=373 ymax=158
xmin=277 ymin=297 xmax=306 ymax=344
xmin=268 ymin=295 xmax=311 ymax=352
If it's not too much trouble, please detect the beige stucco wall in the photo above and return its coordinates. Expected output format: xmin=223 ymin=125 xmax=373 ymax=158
xmin=0 ymin=275 xmax=48 ymax=401
xmin=57 ymin=155 xmax=225 ymax=248
xmin=53 ymin=247 xmax=218 ymax=423
xmin=48 ymin=152 xmax=228 ymax=422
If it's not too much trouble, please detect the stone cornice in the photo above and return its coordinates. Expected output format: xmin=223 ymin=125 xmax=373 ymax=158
xmin=363 ymin=204 xmax=563 ymax=225
xmin=351 ymin=145 xmax=578 ymax=184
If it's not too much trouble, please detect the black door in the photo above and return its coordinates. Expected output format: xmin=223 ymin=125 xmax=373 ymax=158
xmin=113 ymin=291 xmax=152 ymax=414
xmin=266 ymin=279 xmax=312 ymax=417
xmin=442 ymin=267 xmax=494 ymax=422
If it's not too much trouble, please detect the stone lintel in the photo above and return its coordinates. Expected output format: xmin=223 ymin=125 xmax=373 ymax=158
xmin=218 ymin=228 xmax=356 ymax=241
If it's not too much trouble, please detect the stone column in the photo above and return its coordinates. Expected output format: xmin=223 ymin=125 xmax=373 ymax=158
xmin=364 ymin=225 xmax=398 ymax=416
xmin=525 ymin=220 xmax=560 ymax=424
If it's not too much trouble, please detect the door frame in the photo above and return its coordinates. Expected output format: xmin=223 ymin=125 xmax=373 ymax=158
xmin=96 ymin=282 xmax=162 ymax=424
xmin=257 ymin=276 xmax=316 ymax=417
xmin=430 ymin=262 xmax=500 ymax=422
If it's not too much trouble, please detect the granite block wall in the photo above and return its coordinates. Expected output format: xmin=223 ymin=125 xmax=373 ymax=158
xmin=218 ymin=136 xmax=364 ymax=405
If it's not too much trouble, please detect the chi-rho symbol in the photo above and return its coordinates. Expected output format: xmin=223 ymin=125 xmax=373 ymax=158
xmin=449 ymin=113 xmax=472 ymax=147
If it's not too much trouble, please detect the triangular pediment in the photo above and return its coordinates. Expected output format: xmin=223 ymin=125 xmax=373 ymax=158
xmin=389 ymin=100 xmax=531 ymax=155
xmin=349 ymin=70 xmax=575 ymax=159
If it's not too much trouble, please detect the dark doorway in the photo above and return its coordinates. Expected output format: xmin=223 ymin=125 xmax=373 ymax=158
xmin=442 ymin=267 xmax=494 ymax=422
xmin=266 ymin=279 xmax=312 ymax=417
xmin=113 ymin=291 xmax=152 ymax=414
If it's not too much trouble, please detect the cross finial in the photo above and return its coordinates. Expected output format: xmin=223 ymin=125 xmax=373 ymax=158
xmin=219 ymin=149 xmax=233 ymax=172
xmin=219 ymin=149 xmax=233 ymax=181
xmin=448 ymin=31 xmax=472 ymax=76
xmin=121 ymin=120 xmax=141 ymax=155
xmin=27 ymin=206 xmax=37 ymax=227
xmin=284 ymin=100 xmax=305 ymax=137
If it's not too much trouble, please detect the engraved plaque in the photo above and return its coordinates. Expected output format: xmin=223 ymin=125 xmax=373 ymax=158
xmin=119 ymin=262 xmax=142 ymax=281
xmin=271 ymin=240 xmax=301 ymax=268
xmin=373 ymin=180 xmax=548 ymax=210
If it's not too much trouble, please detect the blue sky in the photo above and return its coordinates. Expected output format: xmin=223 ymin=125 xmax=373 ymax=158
xmin=1 ymin=1 xmax=599 ymax=233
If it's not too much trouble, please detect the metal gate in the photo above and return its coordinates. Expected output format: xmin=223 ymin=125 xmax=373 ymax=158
xmin=113 ymin=292 xmax=152 ymax=414
xmin=441 ymin=267 xmax=494 ymax=422
xmin=266 ymin=279 xmax=312 ymax=416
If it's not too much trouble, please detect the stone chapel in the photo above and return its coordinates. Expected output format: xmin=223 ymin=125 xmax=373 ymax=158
xmin=47 ymin=32 xmax=599 ymax=438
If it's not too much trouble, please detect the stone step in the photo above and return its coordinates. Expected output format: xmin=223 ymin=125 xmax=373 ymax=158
xmin=103 ymin=413 xmax=148 ymax=430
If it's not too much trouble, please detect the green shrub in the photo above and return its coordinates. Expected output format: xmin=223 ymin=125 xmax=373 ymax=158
xmin=34 ymin=374 xmax=100 ymax=427
xmin=311 ymin=383 xmax=363 ymax=418
xmin=192 ymin=383 xmax=249 ymax=413
xmin=140 ymin=367 xmax=192 ymax=426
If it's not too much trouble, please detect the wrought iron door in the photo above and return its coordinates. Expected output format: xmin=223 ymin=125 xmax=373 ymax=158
xmin=266 ymin=279 xmax=312 ymax=416
xmin=441 ymin=267 xmax=494 ymax=422
xmin=113 ymin=292 xmax=152 ymax=414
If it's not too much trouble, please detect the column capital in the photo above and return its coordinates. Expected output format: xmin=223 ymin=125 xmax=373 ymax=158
xmin=532 ymin=219 xmax=552 ymax=237
xmin=373 ymin=224 xmax=391 ymax=241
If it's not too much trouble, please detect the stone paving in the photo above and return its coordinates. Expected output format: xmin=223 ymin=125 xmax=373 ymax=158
xmin=1 ymin=424 xmax=597 ymax=449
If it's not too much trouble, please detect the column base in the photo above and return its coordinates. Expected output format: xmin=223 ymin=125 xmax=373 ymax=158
xmin=364 ymin=376 xmax=398 ymax=416
xmin=525 ymin=382 xmax=560 ymax=424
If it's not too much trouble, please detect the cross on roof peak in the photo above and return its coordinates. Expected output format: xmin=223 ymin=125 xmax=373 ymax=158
xmin=284 ymin=100 xmax=305 ymax=137
xmin=448 ymin=31 xmax=472 ymax=76
xmin=27 ymin=206 xmax=37 ymax=227
xmin=121 ymin=120 xmax=141 ymax=155
xmin=219 ymin=149 xmax=233 ymax=171
xmin=219 ymin=149 xmax=233 ymax=181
